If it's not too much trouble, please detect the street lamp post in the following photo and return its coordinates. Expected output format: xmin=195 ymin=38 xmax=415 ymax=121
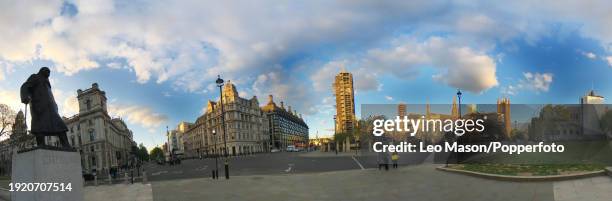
xmin=216 ymin=75 xmax=230 ymax=179
xmin=446 ymin=89 xmax=463 ymax=168
xmin=457 ymin=89 xmax=462 ymax=117
xmin=333 ymin=115 xmax=337 ymax=155
xmin=212 ymin=129 xmax=219 ymax=179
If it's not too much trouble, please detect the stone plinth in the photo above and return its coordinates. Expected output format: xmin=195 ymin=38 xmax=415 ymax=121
xmin=11 ymin=147 xmax=84 ymax=201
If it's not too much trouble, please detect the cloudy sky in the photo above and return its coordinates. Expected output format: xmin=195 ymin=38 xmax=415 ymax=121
xmin=1 ymin=0 xmax=612 ymax=149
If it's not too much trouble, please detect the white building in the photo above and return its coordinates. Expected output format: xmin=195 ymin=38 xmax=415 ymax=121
xmin=580 ymin=90 xmax=607 ymax=136
xmin=165 ymin=122 xmax=192 ymax=159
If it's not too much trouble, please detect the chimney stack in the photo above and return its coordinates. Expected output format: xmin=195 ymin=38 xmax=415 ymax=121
xmin=280 ymin=101 xmax=285 ymax=109
xmin=268 ymin=95 xmax=273 ymax=104
xmin=288 ymin=105 xmax=292 ymax=113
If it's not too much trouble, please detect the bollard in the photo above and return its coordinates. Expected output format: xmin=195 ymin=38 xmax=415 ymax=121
xmin=108 ymin=173 xmax=112 ymax=184
xmin=224 ymin=162 xmax=229 ymax=179
xmin=94 ymin=175 xmax=98 ymax=186
xmin=211 ymin=170 xmax=216 ymax=179
xmin=142 ymin=171 xmax=148 ymax=184
xmin=124 ymin=172 xmax=129 ymax=184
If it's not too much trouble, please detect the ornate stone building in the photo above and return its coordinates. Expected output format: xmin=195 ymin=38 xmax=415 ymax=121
xmin=183 ymin=81 xmax=270 ymax=157
xmin=261 ymin=95 xmax=308 ymax=150
xmin=61 ymin=83 xmax=136 ymax=174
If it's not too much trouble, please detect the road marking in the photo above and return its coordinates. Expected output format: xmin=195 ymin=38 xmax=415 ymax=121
xmin=285 ymin=164 xmax=294 ymax=173
xmin=195 ymin=166 xmax=208 ymax=171
xmin=351 ymin=156 xmax=365 ymax=170
xmin=151 ymin=171 xmax=168 ymax=176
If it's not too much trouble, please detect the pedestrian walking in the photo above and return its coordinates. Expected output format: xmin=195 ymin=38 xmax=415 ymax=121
xmin=391 ymin=152 xmax=399 ymax=168
xmin=377 ymin=152 xmax=389 ymax=171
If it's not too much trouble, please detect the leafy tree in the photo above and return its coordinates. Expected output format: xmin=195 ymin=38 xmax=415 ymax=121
xmin=149 ymin=147 xmax=164 ymax=161
xmin=0 ymin=104 xmax=16 ymax=138
xmin=137 ymin=143 xmax=149 ymax=161
xmin=600 ymin=110 xmax=612 ymax=134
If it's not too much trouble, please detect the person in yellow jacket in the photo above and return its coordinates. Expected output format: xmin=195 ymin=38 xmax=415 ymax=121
xmin=391 ymin=152 xmax=399 ymax=168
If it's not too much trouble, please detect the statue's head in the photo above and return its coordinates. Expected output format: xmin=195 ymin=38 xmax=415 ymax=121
xmin=38 ymin=67 xmax=51 ymax=78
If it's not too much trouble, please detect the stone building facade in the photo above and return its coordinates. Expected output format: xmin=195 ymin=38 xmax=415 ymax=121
xmin=61 ymin=83 xmax=136 ymax=174
xmin=165 ymin=122 xmax=192 ymax=160
xmin=183 ymin=81 xmax=270 ymax=157
xmin=261 ymin=95 xmax=309 ymax=150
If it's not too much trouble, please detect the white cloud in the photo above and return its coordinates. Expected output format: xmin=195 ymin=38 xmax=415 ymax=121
xmin=252 ymin=71 xmax=316 ymax=115
xmin=0 ymin=89 xmax=21 ymax=113
xmin=313 ymin=37 xmax=498 ymax=94
xmin=61 ymin=95 xmax=79 ymax=117
xmin=0 ymin=0 xmax=450 ymax=93
xmin=364 ymin=37 xmax=499 ymax=93
xmin=522 ymin=72 xmax=553 ymax=92
xmin=579 ymin=50 xmax=597 ymax=59
xmin=502 ymin=72 xmax=553 ymax=95
xmin=5 ymin=0 xmax=612 ymax=137
xmin=2 ymin=1 xmax=612 ymax=88
xmin=311 ymin=60 xmax=348 ymax=92
xmin=606 ymin=56 xmax=612 ymax=67
xmin=108 ymin=104 xmax=168 ymax=128
xmin=48 ymin=89 xmax=80 ymax=117
xmin=385 ymin=96 xmax=394 ymax=101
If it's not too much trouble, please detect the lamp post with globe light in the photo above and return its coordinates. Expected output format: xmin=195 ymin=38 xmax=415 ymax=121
xmin=216 ymin=75 xmax=230 ymax=179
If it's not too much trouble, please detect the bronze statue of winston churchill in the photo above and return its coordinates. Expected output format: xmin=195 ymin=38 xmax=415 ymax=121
xmin=20 ymin=67 xmax=71 ymax=148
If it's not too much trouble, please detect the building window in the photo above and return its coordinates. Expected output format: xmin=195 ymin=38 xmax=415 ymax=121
xmin=86 ymin=99 xmax=91 ymax=110
xmin=90 ymin=130 xmax=95 ymax=141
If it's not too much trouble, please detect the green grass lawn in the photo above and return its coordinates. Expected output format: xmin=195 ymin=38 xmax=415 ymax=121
xmin=449 ymin=163 xmax=605 ymax=176
xmin=463 ymin=141 xmax=612 ymax=165
xmin=451 ymin=140 xmax=611 ymax=176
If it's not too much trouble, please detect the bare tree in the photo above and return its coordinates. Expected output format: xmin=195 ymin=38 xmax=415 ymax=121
xmin=0 ymin=104 xmax=16 ymax=138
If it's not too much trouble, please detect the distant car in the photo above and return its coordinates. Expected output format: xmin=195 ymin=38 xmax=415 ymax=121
xmin=287 ymin=145 xmax=298 ymax=152
xmin=271 ymin=148 xmax=280 ymax=153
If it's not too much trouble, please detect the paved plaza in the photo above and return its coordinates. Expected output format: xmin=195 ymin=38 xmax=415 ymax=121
xmin=151 ymin=164 xmax=555 ymax=201
xmin=143 ymin=151 xmax=430 ymax=182
xmin=1 ymin=152 xmax=611 ymax=201
xmin=85 ymin=183 xmax=153 ymax=201
xmin=143 ymin=152 xmax=611 ymax=201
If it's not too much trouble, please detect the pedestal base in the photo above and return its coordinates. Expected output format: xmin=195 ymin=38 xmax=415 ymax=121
xmin=11 ymin=147 xmax=84 ymax=201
